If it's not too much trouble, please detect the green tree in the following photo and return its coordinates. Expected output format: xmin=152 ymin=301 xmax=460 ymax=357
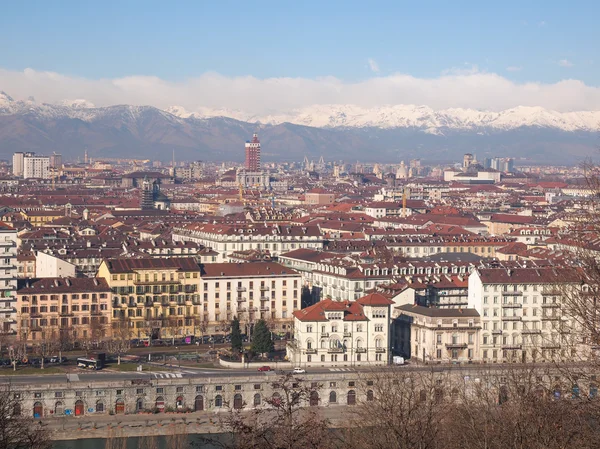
xmin=251 ymin=319 xmax=274 ymax=355
xmin=231 ymin=317 xmax=243 ymax=353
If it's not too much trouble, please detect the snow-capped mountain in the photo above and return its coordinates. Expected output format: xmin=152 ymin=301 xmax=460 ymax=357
xmin=0 ymin=91 xmax=598 ymax=164
xmin=167 ymin=104 xmax=600 ymax=132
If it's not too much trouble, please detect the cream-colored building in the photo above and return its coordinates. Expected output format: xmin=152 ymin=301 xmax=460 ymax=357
xmin=198 ymin=262 xmax=302 ymax=333
xmin=394 ymin=305 xmax=481 ymax=363
xmin=97 ymin=258 xmax=201 ymax=340
xmin=287 ymin=293 xmax=394 ymax=367
xmin=16 ymin=277 xmax=112 ymax=342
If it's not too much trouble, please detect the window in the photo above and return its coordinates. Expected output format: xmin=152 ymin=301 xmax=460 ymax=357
xmin=156 ymin=388 xmax=164 ymax=394
xmin=136 ymin=388 xmax=144 ymax=395
xmin=215 ymin=395 xmax=223 ymax=407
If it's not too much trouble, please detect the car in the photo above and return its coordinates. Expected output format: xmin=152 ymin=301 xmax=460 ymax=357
xmin=257 ymin=366 xmax=272 ymax=372
xmin=292 ymin=367 xmax=306 ymax=374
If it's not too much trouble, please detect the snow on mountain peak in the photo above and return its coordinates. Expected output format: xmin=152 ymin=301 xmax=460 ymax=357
xmin=0 ymin=91 xmax=14 ymax=106
xmin=58 ymin=99 xmax=96 ymax=109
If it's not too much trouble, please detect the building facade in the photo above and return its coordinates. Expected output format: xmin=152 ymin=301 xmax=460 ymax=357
xmin=245 ymin=133 xmax=261 ymax=171
xmin=16 ymin=277 xmax=112 ymax=342
xmin=287 ymin=293 xmax=394 ymax=367
xmin=394 ymin=305 xmax=481 ymax=363
xmin=0 ymin=223 xmax=18 ymax=334
xmin=97 ymin=258 xmax=201 ymax=340
xmin=23 ymin=154 xmax=50 ymax=179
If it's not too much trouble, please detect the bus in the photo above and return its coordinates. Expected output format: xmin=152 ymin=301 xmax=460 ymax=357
xmin=76 ymin=357 xmax=104 ymax=370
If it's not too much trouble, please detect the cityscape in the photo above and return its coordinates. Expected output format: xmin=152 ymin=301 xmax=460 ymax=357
xmin=1 ymin=2 xmax=600 ymax=449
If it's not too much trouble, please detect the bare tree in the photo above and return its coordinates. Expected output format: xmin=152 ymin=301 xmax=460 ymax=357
xmin=33 ymin=338 xmax=57 ymax=370
xmin=137 ymin=435 xmax=159 ymax=449
xmin=8 ymin=342 xmax=27 ymax=372
xmin=346 ymin=368 xmax=447 ymax=449
xmin=105 ymin=317 xmax=132 ymax=365
xmin=0 ymin=387 xmax=51 ymax=449
xmin=165 ymin=424 xmax=189 ymax=449
xmin=210 ymin=373 xmax=340 ymax=449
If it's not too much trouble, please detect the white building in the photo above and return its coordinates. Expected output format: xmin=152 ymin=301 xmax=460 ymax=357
xmin=199 ymin=262 xmax=303 ymax=333
xmin=468 ymin=267 xmax=583 ymax=363
xmin=393 ymin=305 xmax=481 ymax=363
xmin=173 ymin=223 xmax=323 ymax=262
xmin=287 ymin=293 xmax=394 ymax=367
xmin=0 ymin=223 xmax=18 ymax=334
xmin=23 ymin=155 xmax=50 ymax=179
xmin=12 ymin=152 xmax=26 ymax=177
xmin=35 ymin=251 xmax=76 ymax=278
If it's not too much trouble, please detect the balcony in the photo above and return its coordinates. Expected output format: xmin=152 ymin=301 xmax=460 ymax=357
xmin=491 ymin=329 xmax=502 ymax=335
xmin=91 ymin=310 xmax=103 ymax=316
xmin=541 ymin=344 xmax=561 ymax=350
xmin=375 ymin=348 xmax=386 ymax=353
xmin=259 ymin=296 xmax=270 ymax=302
xmin=501 ymin=291 xmax=523 ymax=296
xmin=542 ymin=290 xmax=562 ymax=296
xmin=542 ymin=315 xmax=561 ymax=321
xmin=343 ymin=332 xmax=352 ymax=337
xmin=445 ymin=343 xmax=468 ymax=350
xmin=502 ymin=303 xmax=522 ymax=308
xmin=502 ymin=345 xmax=522 ymax=350
xmin=260 ymin=306 xmax=270 ymax=312
xmin=0 ymin=307 xmax=14 ymax=313
xmin=305 ymin=348 xmax=317 ymax=354
xmin=260 ymin=286 xmax=270 ymax=292
xmin=0 ymin=241 xmax=15 ymax=247
xmin=355 ymin=347 xmax=367 ymax=353
xmin=541 ymin=303 xmax=561 ymax=308
xmin=59 ymin=312 xmax=74 ymax=317
xmin=521 ymin=329 xmax=541 ymax=334
xmin=321 ymin=332 xmax=329 ymax=338
xmin=237 ymin=297 xmax=247 ymax=303
xmin=328 ymin=347 xmax=344 ymax=353
xmin=237 ymin=287 xmax=246 ymax=293
xmin=501 ymin=316 xmax=522 ymax=321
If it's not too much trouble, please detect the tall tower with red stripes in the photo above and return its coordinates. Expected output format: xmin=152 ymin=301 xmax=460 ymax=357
xmin=244 ymin=133 xmax=261 ymax=171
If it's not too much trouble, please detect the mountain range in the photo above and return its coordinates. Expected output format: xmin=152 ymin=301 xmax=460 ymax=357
xmin=1 ymin=91 xmax=598 ymax=164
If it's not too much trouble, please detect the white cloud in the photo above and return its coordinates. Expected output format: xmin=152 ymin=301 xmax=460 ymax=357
xmin=367 ymin=58 xmax=380 ymax=73
xmin=506 ymin=66 xmax=522 ymax=72
xmin=1 ymin=67 xmax=599 ymax=114
xmin=558 ymin=59 xmax=574 ymax=67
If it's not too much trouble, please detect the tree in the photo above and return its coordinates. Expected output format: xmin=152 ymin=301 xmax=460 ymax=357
xmin=231 ymin=317 xmax=243 ymax=353
xmin=8 ymin=342 xmax=27 ymax=372
xmin=0 ymin=387 xmax=51 ymax=449
xmin=105 ymin=317 xmax=132 ymax=365
xmin=251 ymin=319 xmax=274 ymax=355
xmin=33 ymin=338 xmax=58 ymax=370
xmin=213 ymin=373 xmax=340 ymax=449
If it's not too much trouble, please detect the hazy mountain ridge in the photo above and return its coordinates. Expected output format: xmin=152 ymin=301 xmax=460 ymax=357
xmin=0 ymin=92 xmax=598 ymax=164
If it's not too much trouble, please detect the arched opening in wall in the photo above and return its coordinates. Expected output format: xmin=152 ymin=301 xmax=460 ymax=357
xmin=176 ymin=396 xmax=184 ymax=409
xmin=347 ymin=390 xmax=356 ymax=405
xmin=309 ymin=391 xmax=319 ymax=407
xmin=155 ymin=396 xmax=165 ymax=412
xmin=13 ymin=402 xmax=21 ymax=416
xmin=419 ymin=390 xmax=427 ymax=403
xmin=253 ymin=393 xmax=261 ymax=407
xmin=498 ymin=386 xmax=509 ymax=405
xmin=115 ymin=399 xmax=125 ymax=414
xmin=136 ymin=398 xmax=144 ymax=412
xmin=329 ymin=391 xmax=337 ymax=404
xmin=74 ymin=400 xmax=85 ymax=416
xmin=33 ymin=402 xmax=43 ymax=419
xmin=366 ymin=390 xmax=374 ymax=402
xmin=233 ymin=394 xmax=243 ymax=410
xmin=54 ymin=402 xmax=63 ymax=416
xmin=96 ymin=401 xmax=105 ymax=413
xmin=451 ymin=388 xmax=459 ymax=401
xmin=215 ymin=395 xmax=223 ymax=408
xmin=194 ymin=396 xmax=204 ymax=411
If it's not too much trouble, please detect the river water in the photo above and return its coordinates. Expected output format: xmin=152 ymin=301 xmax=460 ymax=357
xmin=53 ymin=434 xmax=226 ymax=449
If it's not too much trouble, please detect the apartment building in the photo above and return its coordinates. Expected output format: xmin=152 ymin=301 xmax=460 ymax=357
xmin=97 ymin=258 xmax=201 ymax=340
xmin=23 ymin=154 xmax=50 ymax=179
xmin=468 ymin=267 xmax=583 ymax=363
xmin=172 ymin=223 xmax=323 ymax=261
xmin=16 ymin=277 xmax=112 ymax=342
xmin=382 ymin=236 xmax=514 ymax=259
xmin=0 ymin=223 xmax=18 ymax=334
xmin=287 ymin=293 xmax=394 ymax=367
xmin=394 ymin=305 xmax=481 ymax=363
xmin=198 ymin=262 xmax=302 ymax=333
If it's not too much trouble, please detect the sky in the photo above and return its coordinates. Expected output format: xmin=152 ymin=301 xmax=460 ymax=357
xmin=0 ymin=0 xmax=599 ymax=113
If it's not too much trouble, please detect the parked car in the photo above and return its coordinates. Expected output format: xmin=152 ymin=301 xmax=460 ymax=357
xmin=292 ymin=367 xmax=306 ymax=374
xmin=257 ymin=366 xmax=272 ymax=372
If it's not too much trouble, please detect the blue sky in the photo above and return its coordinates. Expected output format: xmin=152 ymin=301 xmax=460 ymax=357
xmin=0 ymin=0 xmax=598 ymax=112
